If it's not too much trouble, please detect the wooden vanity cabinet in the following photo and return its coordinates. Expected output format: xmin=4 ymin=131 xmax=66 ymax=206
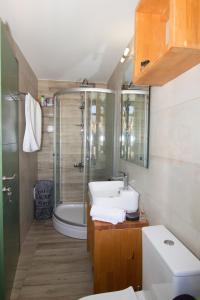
xmin=133 ymin=0 xmax=200 ymax=86
xmin=87 ymin=204 xmax=148 ymax=294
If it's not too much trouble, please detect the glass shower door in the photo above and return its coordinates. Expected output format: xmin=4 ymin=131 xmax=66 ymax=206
xmin=53 ymin=89 xmax=115 ymax=228
xmin=54 ymin=92 xmax=87 ymax=225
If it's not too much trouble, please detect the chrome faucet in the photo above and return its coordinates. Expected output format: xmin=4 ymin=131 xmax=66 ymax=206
xmin=111 ymin=172 xmax=129 ymax=190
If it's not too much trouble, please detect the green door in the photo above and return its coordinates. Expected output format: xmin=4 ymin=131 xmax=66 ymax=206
xmin=0 ymin=21 xmax=20 ymax=300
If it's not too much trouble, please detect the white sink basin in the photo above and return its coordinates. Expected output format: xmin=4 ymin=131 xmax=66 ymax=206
xmin=88 ymin=181 xmax=139 ymax=212
xmin=89 ymin=181 xmax=123 ymax=197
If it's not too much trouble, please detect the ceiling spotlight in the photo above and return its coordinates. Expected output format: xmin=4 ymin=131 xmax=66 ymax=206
xmin=120 ymin=56 xmax=125 ymax=63
xmin=123 ymin=47 xmax=130 ymax=57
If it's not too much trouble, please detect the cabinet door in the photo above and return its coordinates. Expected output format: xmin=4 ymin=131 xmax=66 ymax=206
xmin=93 ymin=228 xmax=142 ymax=293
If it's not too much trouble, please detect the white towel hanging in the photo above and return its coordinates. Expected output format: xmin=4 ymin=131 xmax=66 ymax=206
xmin=23 ymin=93 xmax=42 ymax=152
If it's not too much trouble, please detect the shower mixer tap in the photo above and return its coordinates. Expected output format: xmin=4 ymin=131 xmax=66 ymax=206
xmin=74 ymin=162 xmax=84 ymax=172
xmin=80 ymin=102 xmax=85 ymax=110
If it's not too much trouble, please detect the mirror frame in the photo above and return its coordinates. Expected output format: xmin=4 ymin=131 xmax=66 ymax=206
xmin=120 ymin=87 xmax=150 ymax=168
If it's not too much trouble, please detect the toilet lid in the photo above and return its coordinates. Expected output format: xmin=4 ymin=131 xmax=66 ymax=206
xmin=79 ymin=287 xmax=138 ymax=300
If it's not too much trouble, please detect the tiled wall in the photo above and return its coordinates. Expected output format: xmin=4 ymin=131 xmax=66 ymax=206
xmin=6 ymin=28 xmax=38 ymax=245
xmin=38 ymin=105 xmax=54 ymax=180
xmin=59 ymin=93 xmax=84 ymax=203
xmin=38 ymin=81 xmax=81 ymax=181
xmin=108 ymin=59 xmax=200 ymax=258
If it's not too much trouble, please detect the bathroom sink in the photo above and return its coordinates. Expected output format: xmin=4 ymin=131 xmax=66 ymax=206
xmin=88 ymin=181 xmax=139 ymax=212
xmin=89 ymin=181 xmax=123 ymax=197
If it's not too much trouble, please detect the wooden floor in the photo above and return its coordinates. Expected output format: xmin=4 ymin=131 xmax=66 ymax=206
xmin=11 ymin=220 xmax=93 ymax=300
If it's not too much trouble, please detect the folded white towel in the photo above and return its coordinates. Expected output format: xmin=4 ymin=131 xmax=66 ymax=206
xmin=90 ymin=205 xmax=126 ymax=225
xmin=92 ymin=216 xmax=122 ymax=225
xmin=23 ymin=93 xmax=42 ymax=152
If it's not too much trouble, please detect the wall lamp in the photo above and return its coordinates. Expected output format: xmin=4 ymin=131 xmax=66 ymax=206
xmin=120 ymin=47 xmax=130 ymax=64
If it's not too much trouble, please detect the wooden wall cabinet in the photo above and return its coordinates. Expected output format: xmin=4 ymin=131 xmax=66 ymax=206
xmin=87 ymin=204 xmax=148 ymax=294
xmin=133 ymin=0 xmax=200 ymax=86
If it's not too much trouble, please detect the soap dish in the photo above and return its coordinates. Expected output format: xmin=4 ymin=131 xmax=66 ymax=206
xmin=126 ymin=211 xmax=140 ymax=221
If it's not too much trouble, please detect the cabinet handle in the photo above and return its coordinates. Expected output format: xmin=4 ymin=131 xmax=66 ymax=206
xmin=131 ymin=251 xmax=135 ymax=260
xmin=141 ymin=59 xmax=150 ymax=70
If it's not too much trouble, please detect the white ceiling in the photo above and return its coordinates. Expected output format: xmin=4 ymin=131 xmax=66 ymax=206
xmin=0 ymin=0 xmax=139 ymax=83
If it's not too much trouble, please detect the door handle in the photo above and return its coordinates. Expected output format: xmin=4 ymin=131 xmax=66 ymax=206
xmin=2 ymin=173 xmax=16 ymax=181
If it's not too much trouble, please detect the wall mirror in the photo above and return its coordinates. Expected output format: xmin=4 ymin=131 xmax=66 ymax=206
xmin=120 ymin=59 xmax=150 ymax=168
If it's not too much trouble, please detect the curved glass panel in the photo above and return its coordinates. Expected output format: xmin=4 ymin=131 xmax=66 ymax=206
xmin=53 ymin=89 xmax=115 ymax=225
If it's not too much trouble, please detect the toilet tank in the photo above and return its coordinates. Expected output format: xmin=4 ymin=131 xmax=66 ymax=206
xmin=142 ymin=225 xmax=200 ymax=300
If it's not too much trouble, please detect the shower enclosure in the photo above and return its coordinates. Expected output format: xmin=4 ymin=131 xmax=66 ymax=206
xmin=53 ymin=88 xmax=115 ymax=239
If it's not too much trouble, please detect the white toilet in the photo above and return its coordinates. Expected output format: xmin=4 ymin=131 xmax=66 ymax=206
xmin=80 ymin=225 xmax=200 ymax=300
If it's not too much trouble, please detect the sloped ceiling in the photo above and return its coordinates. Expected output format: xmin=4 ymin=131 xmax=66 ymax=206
xmin=0 ymin=0 xmax=139 ymax=82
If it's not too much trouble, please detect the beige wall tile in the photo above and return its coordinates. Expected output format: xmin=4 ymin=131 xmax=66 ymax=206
xmin=150 ymin=98 xmax=200 ymax=164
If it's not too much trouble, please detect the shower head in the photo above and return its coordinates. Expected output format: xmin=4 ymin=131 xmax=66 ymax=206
xmin=80 ymin=78 xmax=96 ymax=88
xmin=81 ymin=78 xmax=88 ymax=86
